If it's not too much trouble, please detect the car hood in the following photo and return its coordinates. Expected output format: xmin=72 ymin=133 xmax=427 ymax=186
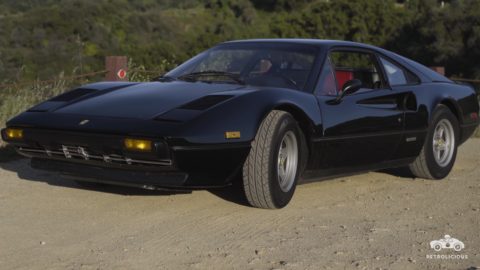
xmin=51 ymin=81 xmax=248 ymax=119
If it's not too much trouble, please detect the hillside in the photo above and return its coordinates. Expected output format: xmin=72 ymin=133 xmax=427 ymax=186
xmin=0 ymin=0 xmax=479 ymax=87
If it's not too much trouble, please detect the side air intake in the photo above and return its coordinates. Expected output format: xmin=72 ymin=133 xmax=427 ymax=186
xmin=177 ymin=95 xmax=234 ymax=111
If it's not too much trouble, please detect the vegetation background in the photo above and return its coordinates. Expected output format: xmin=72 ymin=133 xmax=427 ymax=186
xmin=1 ymin=0 xmax=479 ymax=83
xmin=0 ymin=0 xmax=480 ymax=158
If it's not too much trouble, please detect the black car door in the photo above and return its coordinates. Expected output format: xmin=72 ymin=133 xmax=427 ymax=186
xmin=376 ymin=54 xmax=428 ymax=161
xmin=313 ymin=48 xmax=404 ymax=170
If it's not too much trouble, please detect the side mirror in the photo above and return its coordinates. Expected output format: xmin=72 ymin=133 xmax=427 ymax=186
xmin=335 ymin=79 xmax=362 ymax=102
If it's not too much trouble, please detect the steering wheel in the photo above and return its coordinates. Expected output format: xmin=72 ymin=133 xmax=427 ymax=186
xmin=264 ymin=74 xmax=300 ymax=91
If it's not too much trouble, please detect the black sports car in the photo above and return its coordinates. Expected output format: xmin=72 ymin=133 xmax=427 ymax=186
xmin=2 ymin=39 xmax=479 ymax=209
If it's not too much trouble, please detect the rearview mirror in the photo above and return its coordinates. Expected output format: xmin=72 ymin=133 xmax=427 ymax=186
xmin=335 ymin=79 xmax=362 ymax=102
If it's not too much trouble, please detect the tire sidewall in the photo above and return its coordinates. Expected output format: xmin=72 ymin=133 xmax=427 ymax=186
xmin=269 ymin=113 xmax=301 ymax=208
xmin=424 ymin=105 xmax=459 ymax=179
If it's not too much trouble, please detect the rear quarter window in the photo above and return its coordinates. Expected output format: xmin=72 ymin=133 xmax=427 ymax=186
xmin=393 ymin=53 xmax=453 ymax=83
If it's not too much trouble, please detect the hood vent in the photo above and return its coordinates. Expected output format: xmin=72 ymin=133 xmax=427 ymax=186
xmin=177 ymin=95 xmax=234 ymax=111
xmin=28 ymin=88 xmax=99 ymax=112
xmin=50 ymin=88 xmax=98 ymax=102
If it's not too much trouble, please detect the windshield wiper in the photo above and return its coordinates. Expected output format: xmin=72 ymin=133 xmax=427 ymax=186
xmin=178 ymin=70 xmax=246 ymax=85
xmin=151 ymin=75 xmax=176 ymax=82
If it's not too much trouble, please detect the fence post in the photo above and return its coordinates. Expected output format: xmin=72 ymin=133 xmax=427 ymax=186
xmin=429 ymin=66 xmax=445 ymax=76
xmin=105 ymin=56 xmax=127 ymax=81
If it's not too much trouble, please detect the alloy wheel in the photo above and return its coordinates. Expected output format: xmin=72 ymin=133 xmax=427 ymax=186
xmin=432 ymin=119 xmax=455 ymax=167
xmin=277 ymin=131 xmax=298 ymax=192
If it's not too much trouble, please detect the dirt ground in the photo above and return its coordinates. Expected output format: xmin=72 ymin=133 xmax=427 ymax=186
xmin=0 ymin=140 xmax=479 ymax=270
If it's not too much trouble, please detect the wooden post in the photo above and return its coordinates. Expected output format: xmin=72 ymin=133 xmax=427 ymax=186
xmin=105 ymin=56 xmax=127 ymax=81
xmin=429 ymin=66 xmax=445 ymax=76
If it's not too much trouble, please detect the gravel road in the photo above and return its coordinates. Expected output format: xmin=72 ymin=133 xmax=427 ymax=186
xmin=1 ymin=140 xmax=479 ymax=270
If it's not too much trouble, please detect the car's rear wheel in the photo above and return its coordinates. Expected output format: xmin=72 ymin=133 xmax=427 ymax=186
xmin=433 ymin=243 xmax=442 ymax=251
xmin=243 ymin=110 xmax=301 ymax=209
xmin=409 ymin=105 xmax=459 ymax=179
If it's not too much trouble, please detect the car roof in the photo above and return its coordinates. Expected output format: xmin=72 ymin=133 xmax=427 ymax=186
xmin=222 ymin=39 xmax=378 ymax=50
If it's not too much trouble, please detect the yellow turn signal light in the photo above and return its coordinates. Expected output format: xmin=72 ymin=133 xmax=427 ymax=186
xmin=5 ymin=129 xmax=23 ymax=139
xmin=124 ymin=138 xmax=152 ymax=151
xmin=226 ymin=131 xmax=241 ymax=139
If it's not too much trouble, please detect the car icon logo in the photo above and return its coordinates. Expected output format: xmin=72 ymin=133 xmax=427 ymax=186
xmin=430 ymin=235 xmax=464 ymax=251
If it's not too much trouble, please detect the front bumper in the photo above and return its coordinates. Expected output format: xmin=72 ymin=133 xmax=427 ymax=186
xmin=31 ymin=158 xmax=189 ymax=187
xmin=2 ymin=128 xmax=251 ymax=188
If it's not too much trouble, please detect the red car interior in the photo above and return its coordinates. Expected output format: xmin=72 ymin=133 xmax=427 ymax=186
xmin=322 ymin=70 xmax=354 ymax=95
xmin=335 ymin=71 xmax=354 ymax=90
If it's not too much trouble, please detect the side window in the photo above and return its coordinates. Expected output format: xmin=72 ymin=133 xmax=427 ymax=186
xmin=405 ymin=69 xmax=420 ymax=84
xmin=314 ymin=56 xmax=336 ymax=95
xmin=330 ymin=51 xmax=382 ymax=91
xmin=379 ymin=56 xmax=408 ymax=86
xmin=247 ymin=51 xmax=315 ymax=90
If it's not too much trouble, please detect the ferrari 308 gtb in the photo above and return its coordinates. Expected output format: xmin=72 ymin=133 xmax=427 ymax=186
xmin=2 ymin=39 xmax=479 ymax=209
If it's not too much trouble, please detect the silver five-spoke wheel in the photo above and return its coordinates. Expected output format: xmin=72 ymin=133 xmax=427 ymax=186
xmin=277 ymin=131 xmax=298 ymax=192
xmin=432 ymin=119 xmax=455 ymax=167
xmin=409 ymin=105 xmax=459 ymax=180
xmin=243 ymin=110 xmax=301 ymax=209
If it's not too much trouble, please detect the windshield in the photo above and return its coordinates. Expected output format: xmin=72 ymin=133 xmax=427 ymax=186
xmin=166 ymin=43 xmax=319 ymax=91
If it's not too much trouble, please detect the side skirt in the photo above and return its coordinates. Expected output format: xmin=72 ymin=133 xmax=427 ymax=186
xmin=299 ymin=158 xmax=416 ymax=184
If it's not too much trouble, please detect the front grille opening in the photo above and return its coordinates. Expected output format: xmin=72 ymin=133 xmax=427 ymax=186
xmin=18 ymin=145 xmax=171 ymax=167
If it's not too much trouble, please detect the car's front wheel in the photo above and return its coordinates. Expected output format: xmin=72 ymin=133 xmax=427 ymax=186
xmin=243 ymin=110 xmax=301 ymax=209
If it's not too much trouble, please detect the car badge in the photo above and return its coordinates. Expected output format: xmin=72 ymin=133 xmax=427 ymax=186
xmin=79 ymin=120 xmax=89 ymax=125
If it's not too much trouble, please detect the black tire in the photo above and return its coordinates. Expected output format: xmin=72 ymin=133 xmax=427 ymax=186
xmin=243 ymin=110 xmax=301 ymax=209
xmin=409 ymin=105 xmax=459 ymax=179
xmin=74 ymin=180 xmax=106 ymax=188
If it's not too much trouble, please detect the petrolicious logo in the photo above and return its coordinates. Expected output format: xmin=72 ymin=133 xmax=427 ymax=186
xmin=430 ymin=235 xmax=464 ymax=251
xmin=426 ymin=235 xmax=468 ymax=260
